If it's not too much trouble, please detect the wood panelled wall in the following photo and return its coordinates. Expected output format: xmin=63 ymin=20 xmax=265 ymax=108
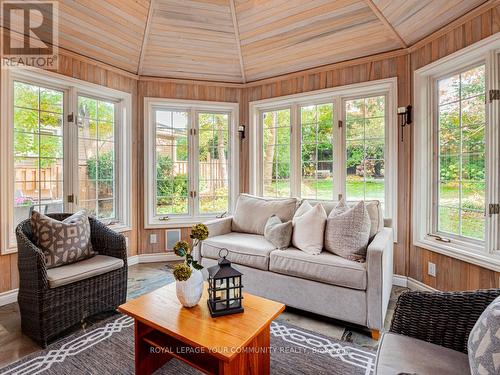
xmin=0 ymin=51 xmax=140 ymax=293
xmin=2 ymin=2 xmax=500 ymax=294
xmin=407 ymin=3 xmax=500 ymax=290
xmin=136 ymin=79 xmax=243 ymax=252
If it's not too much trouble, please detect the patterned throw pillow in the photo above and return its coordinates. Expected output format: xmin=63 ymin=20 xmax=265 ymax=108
xmin=264 ymin=215 xmax=292 ymax=250
xmin=30 ymin=210 xmax=96 ymax=269
xmin=323 ymin=200 xmax=371 ymax=262
xmin=468 ymin=295 xmax=500 ymax=375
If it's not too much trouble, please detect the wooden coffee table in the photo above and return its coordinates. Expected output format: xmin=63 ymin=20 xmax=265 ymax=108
xmin=118 ymin=283 xmax=284 ymax=375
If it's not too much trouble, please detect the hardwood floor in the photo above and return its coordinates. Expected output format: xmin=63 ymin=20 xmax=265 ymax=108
xmin=0 ymin=262 xmax=404 ymax=369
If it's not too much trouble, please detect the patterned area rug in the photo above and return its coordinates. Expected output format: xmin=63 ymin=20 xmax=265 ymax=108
xmin=0 ymin=314 xmax=376 ymax=375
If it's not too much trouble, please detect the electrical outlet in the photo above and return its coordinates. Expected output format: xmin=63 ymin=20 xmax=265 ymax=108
xmin=428 ymin=262 xmax=436 ymax=277
xmin=149 ymin=234 xmax=157 ymax=244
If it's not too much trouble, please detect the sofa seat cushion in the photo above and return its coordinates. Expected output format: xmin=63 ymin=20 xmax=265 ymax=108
xmin=201 ymin=233 xmax=276 ymax=270
xmin=269 ymin=248 xmax=367 ymax=290
xmin=375 ymin=333 xmax=470 ymax=375
xmin=46 ymin=255 xmax=124 ymax=289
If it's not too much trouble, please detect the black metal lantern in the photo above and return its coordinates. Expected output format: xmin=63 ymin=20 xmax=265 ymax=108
xmin=207 ymin=248 xmax=244 ymax=317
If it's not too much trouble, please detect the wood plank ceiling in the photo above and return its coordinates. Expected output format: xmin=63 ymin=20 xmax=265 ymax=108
xmin=1 ymin=0 xmax=488 ymax=82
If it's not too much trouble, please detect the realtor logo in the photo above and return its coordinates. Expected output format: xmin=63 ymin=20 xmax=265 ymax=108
xmin=1 ymin=1 xmax=59 ymax=69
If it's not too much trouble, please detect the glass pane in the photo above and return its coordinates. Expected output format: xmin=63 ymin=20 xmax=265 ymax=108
xmin=13 ymin=81 xmax=64 ymax=226
xmin=300 ymin=103 xmax=333 ymax=199
xmin=436 ymin=65 xmax=486 ymax=240
xmin=345 ymin=96 xmax=385 ymax=205
xmin=262 ymin=109 xmax=291 ymax=197
xmin=78 ymin=96 xmax=117 ymax=220
xmin=198 ymin=112 xmax=230 ymax=214
xmin=154 ymin=109 xmax=189 ymax=215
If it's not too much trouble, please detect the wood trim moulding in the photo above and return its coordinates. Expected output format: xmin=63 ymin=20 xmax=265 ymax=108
xmin=408 ymin=0 xmax=500 ymax=52
xmin=0 ymin=288 xmax=18 ymax=307
xmin=229 ymin=0 xmax=247 ymax=83
xmin=137 ymin=0 xmax=155 ymax=75
xmin=393 ymin=275 xmax=438 ymax=292
xmin=364 ymin=0 xmax=408 ymax=48
xmin=138 ymin=75 xmax=244 ymax=88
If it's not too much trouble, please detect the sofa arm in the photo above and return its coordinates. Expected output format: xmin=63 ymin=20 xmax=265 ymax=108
xmin=390 ymin=289 xmax=500 ymax=353
xmin=366 ymin=227 xmax=393 ymax=330
xmin=192 ymin=216 xmax=233 ymax=262
xmin=16 ymin=222 xmax=49 ymax=290
xmin=205 ymin=216 xmax=233 ymax=238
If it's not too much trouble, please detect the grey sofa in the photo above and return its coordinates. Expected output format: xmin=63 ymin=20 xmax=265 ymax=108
xmin=195 ymin=194 xmax=393 ymax=336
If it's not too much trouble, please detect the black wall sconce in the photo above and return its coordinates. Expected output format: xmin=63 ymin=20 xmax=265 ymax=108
xmin=238 ymin=124 xmax=246 ymax=139
xmin=398 ymin=105 xmax=412 ymax=142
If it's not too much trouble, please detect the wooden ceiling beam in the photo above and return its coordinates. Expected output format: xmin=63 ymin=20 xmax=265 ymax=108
xmin=364 ymin=0 xmax=408 ymax=48
xmin=138 ymin=0 xmax=155 ymax=75
xmin=229 ymin=0 xmax=247 ymax=83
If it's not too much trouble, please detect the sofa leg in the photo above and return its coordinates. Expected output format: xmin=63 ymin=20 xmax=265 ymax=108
xmin=371 ymin=330 xmax=380 ymax=340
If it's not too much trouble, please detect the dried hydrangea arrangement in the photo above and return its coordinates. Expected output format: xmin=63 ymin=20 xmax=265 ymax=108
xmin=172 ymin=223 xmax=209 ymax=280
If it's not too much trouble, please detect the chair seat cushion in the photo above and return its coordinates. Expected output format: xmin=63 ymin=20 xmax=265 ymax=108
xmin=46 ymin=255 xmax=124 ymax=288
xmin=269 ymin=248 xmax=367 ymax=290
xmin=375 ymin=332 xmax=471 ymax=375
xmin=201 ymin=233 xmax=276 ymax=270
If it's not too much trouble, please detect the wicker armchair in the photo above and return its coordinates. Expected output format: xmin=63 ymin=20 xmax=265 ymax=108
xmin=16 ymin=214 xmax=128 ymax=348
xmin=375 ymin=288 xmax=500 ymax=374
xmin=390 ymin=288 xmax=500 ymax=353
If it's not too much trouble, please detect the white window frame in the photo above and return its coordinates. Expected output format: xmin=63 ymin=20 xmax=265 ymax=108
xmin=413 ymin=33 xmax=500 ymax=271
xmin=144 ymin=98 xmax=239 ymax=228
xmin=0 ymin=67 xmax=132 ymax=254
xmin=249 ymin=78 xmax=398 ymax=236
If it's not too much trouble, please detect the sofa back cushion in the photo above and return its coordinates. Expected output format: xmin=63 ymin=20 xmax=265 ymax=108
xmin=232 ymin=194 xmax=297 ymax=235
xmin=304 ymin=199 xmax=383 ymax=239
xmin=31 ymin=210 xmax=96 ymax=269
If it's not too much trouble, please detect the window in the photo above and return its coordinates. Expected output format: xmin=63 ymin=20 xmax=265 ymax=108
xmin=77 ymin=96 xmax=118 ymax=220
xmin=345 ymin=96 xmax=386 ymax=207
xmin=300 ymin=103 xmax=334 ymax=199
xmin=250 ymin=79 xmax=397 ymax=226
xmin=436 ymin=66 xmax=485 ymax=241
xmin=262 ymin=108 xmax=291 ymax=197
xmin=13 ymin=82 xmax=64 ymax=226
xmin=1 ymin=68 xmax=132 ymax=254
xmin=414 ymin=35 xmax=500 ymax=269
xmin=144 ymin=99 xmax=238 ymax=227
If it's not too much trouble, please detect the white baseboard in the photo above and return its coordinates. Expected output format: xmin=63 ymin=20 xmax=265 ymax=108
xmin=393 ymin=275 xmax=437 ymax=292
xmin=0 ymin=253 xmax=180 ymax=307
xmin=137 ymin=253 xmax=179 ymax=263
xmin=392 ymin=274 xmax=408 ymax=287
xmin=407 ymin=277 xmax=437 ymax=292
xmin=0 ymin=288 xmax=18 ymax=306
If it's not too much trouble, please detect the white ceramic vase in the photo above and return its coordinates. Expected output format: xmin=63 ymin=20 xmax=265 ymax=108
xmin=176 ymin=268 xmax=204 ymax=307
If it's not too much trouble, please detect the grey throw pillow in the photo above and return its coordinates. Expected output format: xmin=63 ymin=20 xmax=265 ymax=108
xmin=264 ymin=215 xmax=292 ymax=250
xmin=31 ymin=210 xmax=96 ymax=269
xmin=468 ymin=295 xmax=500 ymax=375
xmin=324 ymin=200 xmax=371 ymax=262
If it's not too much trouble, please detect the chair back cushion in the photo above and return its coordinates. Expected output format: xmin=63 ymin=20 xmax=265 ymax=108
xmin=468 ymin=295 xmax=500 ymax=375
xmin=232 ymin=194 xmax=297 ymax=235
xmin=31 ymin=210 xmax=96 ymax=269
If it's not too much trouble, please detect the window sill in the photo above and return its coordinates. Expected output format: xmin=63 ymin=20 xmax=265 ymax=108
xmin=145 ymin=216 xmax=224 ymax=229
xmin=414 ymin=236 xmax=500 ymax=273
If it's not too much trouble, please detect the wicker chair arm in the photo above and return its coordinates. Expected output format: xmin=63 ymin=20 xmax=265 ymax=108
xmin=16 ymin=221 xmax=49 ymax=290
xmin=89 ymin=218 xmax=127 ymax=263
xmin=390 ymin=289 xmax=500 ymax=353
